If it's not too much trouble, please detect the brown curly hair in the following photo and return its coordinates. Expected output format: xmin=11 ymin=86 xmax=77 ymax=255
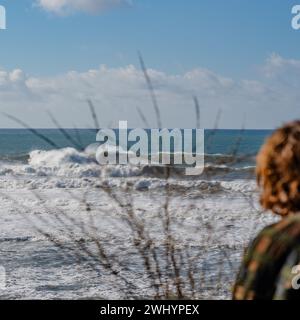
xmin=256 ymin=121 xmax=300 ymax=216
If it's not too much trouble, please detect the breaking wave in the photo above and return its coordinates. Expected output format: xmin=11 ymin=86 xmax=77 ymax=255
xmin=0 ymin=147 xmax=257 ymax=181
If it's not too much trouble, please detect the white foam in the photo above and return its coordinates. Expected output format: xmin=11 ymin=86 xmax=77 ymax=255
xmin=29 ymin=148 xmax=95 ymax=167
xmin=0 ymin=148 xmax=272 ymax=300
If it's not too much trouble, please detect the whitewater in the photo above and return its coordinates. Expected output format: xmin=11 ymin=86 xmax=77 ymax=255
xmin=0 ymin=145 xmax=277 ymax=299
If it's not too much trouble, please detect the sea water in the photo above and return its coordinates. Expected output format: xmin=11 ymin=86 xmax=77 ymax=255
xmin=0 ymin=129 xmax=276 ymax=299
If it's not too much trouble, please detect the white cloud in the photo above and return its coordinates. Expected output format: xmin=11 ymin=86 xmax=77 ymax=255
xmin=36 ymin=0 xmax=131 ymax=15
xmin=263 ymin=53 xmax=300 ymax=78
xmin=1 ymin=54 xmax=300 ymax=129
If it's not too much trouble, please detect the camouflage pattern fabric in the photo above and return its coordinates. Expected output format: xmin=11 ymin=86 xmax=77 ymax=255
xmin=233 ymin=214 xmax=300 ymax=300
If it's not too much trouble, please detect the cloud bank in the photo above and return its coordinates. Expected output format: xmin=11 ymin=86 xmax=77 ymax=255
xmin=0 ymin=54 xmax=300 ymax=129
xmin=36 ymin=0 xmax=131 ymax=15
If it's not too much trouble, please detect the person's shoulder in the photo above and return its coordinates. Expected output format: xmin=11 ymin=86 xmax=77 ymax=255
xmin=247 ymin=214 xmax=300 ymax=260
xmin=255 ymin=214 xmax=300 ymax=243
xmin=233 ymin=215 xmax=300 ymax=300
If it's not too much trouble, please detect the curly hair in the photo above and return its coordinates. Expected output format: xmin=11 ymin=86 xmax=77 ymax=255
xmin=256 ymin=121 xmax=300 ymax=216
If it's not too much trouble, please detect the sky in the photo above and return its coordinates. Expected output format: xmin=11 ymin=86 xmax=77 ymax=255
xmin=0 ymin=0 xmax=300 ymax=128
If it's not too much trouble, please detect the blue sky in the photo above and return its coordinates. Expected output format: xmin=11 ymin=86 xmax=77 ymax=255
xmin=1 ymin=0 xmax=299 ymax=77
xmin=0 ymin=0 xmax=300 ymax=128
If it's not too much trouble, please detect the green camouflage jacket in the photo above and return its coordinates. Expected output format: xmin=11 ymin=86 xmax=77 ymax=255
xmin=233 ymin=214 xmax=300 ymax=300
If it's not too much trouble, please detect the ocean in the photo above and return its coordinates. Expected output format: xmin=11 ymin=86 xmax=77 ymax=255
xmin=0 ymin=129 xmax=277 ymax=299
xmin=0 ymin=128 xmax=271 ymax=165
